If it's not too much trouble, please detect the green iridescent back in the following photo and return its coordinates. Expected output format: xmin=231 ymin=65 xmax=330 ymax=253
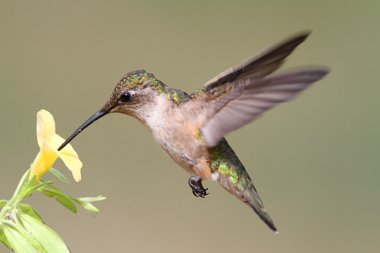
xmin=209 ymin=139 xmax=256 ymax=193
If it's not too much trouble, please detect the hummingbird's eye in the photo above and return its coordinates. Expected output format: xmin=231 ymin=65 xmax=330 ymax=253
xmin=120 ymin=92 xmax=132 ymax=102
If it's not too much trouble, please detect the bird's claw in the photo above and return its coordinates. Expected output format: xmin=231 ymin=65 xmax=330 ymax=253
xmin=191 ymin=187 xmax=209 ymax=198
xmin=188 ymin=175 xmax=209 ymax=198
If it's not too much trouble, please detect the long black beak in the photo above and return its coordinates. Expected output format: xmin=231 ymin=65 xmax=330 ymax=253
xmin=58 ymin=111 xmax=108 ymax=151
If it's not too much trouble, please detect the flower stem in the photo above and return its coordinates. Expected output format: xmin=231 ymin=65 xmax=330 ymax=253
xmin=0 ymin=170 xmax=32 ymax=223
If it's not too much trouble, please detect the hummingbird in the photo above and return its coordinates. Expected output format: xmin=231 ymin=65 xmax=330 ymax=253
xmin=58 ymin=31 xmax=329 ymax=233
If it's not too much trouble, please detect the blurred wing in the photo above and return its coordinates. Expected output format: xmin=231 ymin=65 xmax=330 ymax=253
xmin=204 ymin=31 xmax=311 ymax=91
xmin=201 ymin=68 xmax=329 ymax=147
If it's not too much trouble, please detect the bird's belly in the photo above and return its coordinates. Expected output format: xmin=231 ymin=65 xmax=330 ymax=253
xmin=154 ymin=130 xmax=212 ymax=179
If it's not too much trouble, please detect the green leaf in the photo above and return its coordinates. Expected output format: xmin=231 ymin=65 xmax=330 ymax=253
xmin=22 ymin=180 xmax=53 ymax=199
xmin=77 ymin=195 xmax=106 ymax=203
xmin=21 ymin=173 xmax=37 ymax=193
xmin=3 ymin=225 xmax=39 ymax=253
xmin=38 ymin=186 xmax=77 ymax=213
xmin=0 ymin=226 xmax=12 ymax=250
xmin=0 ymin=200 xmax=7 ymax=209
xmin=21 ymin=170 xmax=33 ymax=188
xmin=18 ymin=204 xmax=43 ymax=223
xmin=49 ymin=167 xmax=70 ymax=184
xmin=19 ymin=213 xmax=70 ymax=253
xmin=74 ymin=200 xmax=99 ymax=214
xmin=74 ymin=195 xmax=106 ymax=214
xmin=10 ymin=170 xmax=34 ymax=202
xmin=12 ymin=218 xmax=45 ymax=251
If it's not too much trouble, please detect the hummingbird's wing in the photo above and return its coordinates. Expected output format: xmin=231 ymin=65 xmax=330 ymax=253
xmin=199 ymin=68 xmax=329 ymax=147
xmin=203 ymin=32 xmax=311 ymax=91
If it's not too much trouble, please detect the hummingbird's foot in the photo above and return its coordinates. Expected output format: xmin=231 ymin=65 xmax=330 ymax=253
xmin=188 ymin=175 xmax=209 ymax=198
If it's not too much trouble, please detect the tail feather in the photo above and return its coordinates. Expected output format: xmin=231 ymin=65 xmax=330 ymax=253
xmin=210 ymin=139 xmax=277 ymax=232
xmin=217 ymin=170 xmax=278 ymax=233
xmin=245 ymin=185 xmax=278 ymax=233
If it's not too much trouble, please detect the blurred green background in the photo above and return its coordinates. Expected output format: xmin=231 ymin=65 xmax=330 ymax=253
xmin=0 ymin=1 xmax=379 ymax=252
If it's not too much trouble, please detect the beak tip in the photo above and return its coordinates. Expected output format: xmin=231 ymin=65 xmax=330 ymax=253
xmin=57 ymin=110 xmax=108 ymax=151
xmin=57 ymin=142 xmax=67 ymax=151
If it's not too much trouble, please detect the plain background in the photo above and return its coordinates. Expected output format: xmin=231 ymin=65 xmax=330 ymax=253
xmin=0 ymin=1 xmax=379 ymax=252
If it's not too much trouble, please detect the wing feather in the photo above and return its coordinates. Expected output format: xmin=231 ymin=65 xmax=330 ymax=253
xmin=203 ymin=31 xmax=311 ymax=91
xmin=201 ymin=68 xmax=329 ymax=147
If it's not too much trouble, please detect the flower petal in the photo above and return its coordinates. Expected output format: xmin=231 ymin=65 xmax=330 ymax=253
xmin=33 ymin=109 xmax=83 ymax=182
xmin=59 ymin=148 xmax=82 ymax=182
xmin=49 ymin=134 xmax=82 ymax=182
xmin=30 ymin=150 xmax=59 ymax=180
xmin=36 ymin=110 xmax=56 ymax=149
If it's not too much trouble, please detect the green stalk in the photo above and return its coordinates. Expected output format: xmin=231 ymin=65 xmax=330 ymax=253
xmin=0 ymin=170 xmax=32 ymax=223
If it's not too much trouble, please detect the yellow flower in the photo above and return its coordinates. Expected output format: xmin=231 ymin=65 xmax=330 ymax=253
xmin=30 ymin=110 xmax=82 ymax=182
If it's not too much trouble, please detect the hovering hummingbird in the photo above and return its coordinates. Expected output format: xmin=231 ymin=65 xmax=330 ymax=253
xmin=58 ymin=32 xmax=329 ymax=232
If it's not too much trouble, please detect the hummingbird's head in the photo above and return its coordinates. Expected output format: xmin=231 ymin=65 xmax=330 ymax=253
xmin=57 ymin=69 xmax=167 ymax=151
xmin=100 ymin=69 xmax=165 ymax=117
